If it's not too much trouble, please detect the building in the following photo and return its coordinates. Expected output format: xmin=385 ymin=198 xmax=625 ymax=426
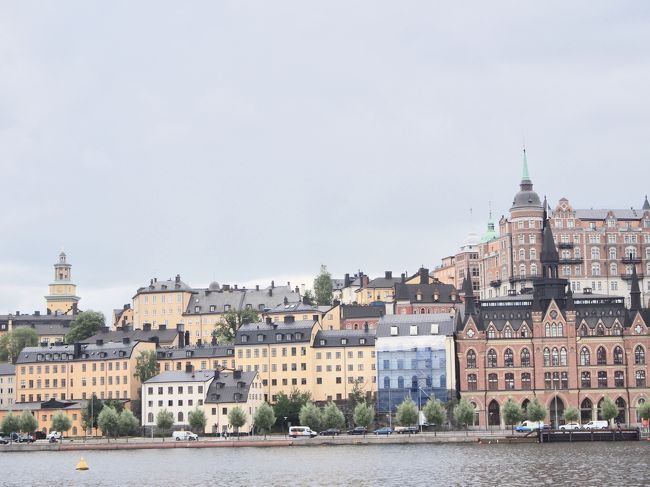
xmin=376 ymin=314 xmax=457 ymax=413
xmin=45 ymin=251 xmax=81 ymax=316
xmin=355 ymin=272 xmax=402 ymax=306
xmin=394 ymin=268 xmax=459 ymax=315
xmin=456 ymin=217 xmax=650 ymax=428
xmin=0 ymin=363 xmax=15 ymax=407
xmin=15 ymin=338 xmax=156 ymax=403
xmin=333 ymin=273 xmax=364 ymax=304
xmin=157 ymin=345 xmax=236 ymax=373
xmin=339 ymin=304 xmax=385 ymax=330
xmin=263 ymin=301 xmax=322 ymax=323
xmin=112 ymin=305 xmax=133 ymax=329
xmin=432 ymin=255 xmax=456 ymax=287
xmin=0 ymin=398 xmax=86 ymax=437
xmin=86 ymin=323 xmax=183 ymax=348
xmin=131 ymin=275 xmax=195 ymax=333
xmin=0 ymin=313 xmax=75 ymax=348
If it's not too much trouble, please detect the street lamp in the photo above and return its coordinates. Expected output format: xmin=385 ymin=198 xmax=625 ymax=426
xmin=283 ymin=417 xmax=287 ymax=438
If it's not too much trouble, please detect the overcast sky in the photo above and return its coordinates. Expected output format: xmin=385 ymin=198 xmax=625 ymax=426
xmin=1 ymin=1 xmax=649 ymax=320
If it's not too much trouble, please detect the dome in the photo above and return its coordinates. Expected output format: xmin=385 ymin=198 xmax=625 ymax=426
xmin=480 ymin=221 xmax=499 ymax=244
xmin=461 ymin=231 xmax=479 ymax=250
xmin=208 ymin=281 xmax=220 ymax=291
xmin=511 ymin=150 xmax=542 ymax=210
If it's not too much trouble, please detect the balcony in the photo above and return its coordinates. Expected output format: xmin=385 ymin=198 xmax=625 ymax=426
xmin=621 ymin=256 xmax=642 ymax=264
xmin=489 ymin=279 xmax=502 ymax=288
xmin=621 ymin=273 xmax=645 ymax=281
xmin=509 ymin=275 xmax=541 ymax=283
xmin=559 ymin=258 xmax=584 ymax=264
xmin=558 ymin=242 xmax=574 ymax=249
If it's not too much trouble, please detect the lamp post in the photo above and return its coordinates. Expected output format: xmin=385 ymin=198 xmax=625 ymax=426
xmin=283 ymin=416 xmax=287 ymax=438
xmin=554 ymin=384 xmax=558 ymax=430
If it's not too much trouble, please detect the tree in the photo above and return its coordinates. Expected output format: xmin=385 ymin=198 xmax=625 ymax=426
xmin=118 ymin=409 xmax=139 ymax=439
xmin=51 ymin=411 xmax=72 ymax=441
xmin=19 ymin=410 xmax=38 ymax=434
xmin=253 ymin=403 xmax=276 ymax=439
xmin=396 ymin=397 xmax=419 ymax=431
xmin=638 ymin=402 xmax=650 ymax=421
xmin=156 ymin=409 xmax=174 ymax=441
xmin=600 ymin=397 xmax=618 ymax=426
xmin=453 ymin=399 xmax=475 ymax=435
xmin=503 ymin=398 xmax=524 ymax=434
xmin=422 ymin=398 xmax=446 ymax=435
xmin=214 ymin=308 xmax=260 ymax=343
xmin=135 ymin=350 xmax=159 ymax=385
xmin=97 ymin=406 xmax=120 ymax=441
xmin=81 ymin=394 xmax=104 ymax=435
xmin=353 ymin=402 xmax=374 ymax=433
xmin=527 ymin=398 xmax=547 ymax=424
xmin=564 ymin=406 xmax=580 ymax=424
xmin=188 ymin=408 xmax=207 ymax=435
xmin=228 ymin=406 xmax=247 ymax=439
xmin=313 ymin=265 xmax=333 ymax=306
xmin=302 ymin=290 xmax=315 ymax=306
xmin=322 ymin=402 xmax=345 ymax=431
xmin=299 ymin=402 xmax=322 ymax=432
xmin=0 ymin=327 xmax=39 ymax=363
xmin=104 ymin=399 xmax=125 ymax=414
xmin=273 ymin=389 xmax=312 ymax=427
xmin=1 ymin=414 xmax=21 ymax=441
xmin=64 ymin=310 xmax=105 ymax=343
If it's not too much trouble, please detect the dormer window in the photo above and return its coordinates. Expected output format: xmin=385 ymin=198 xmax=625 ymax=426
xmin=359 ymin=338 xmax=366 ymax=345
xmin=430 ymin=324 xmax=439 ymax=334
xmin=390 ymin=326 xmax=399 ymax=336
xmin=257 ymin=334 xmax=264 ymax=342
xmin=295 ymin=333 xmax=302 ymax=340
xmin=287 ymin=334 xmax=293 ymax=341
xmin=276 ymin=333 xmax=283 ymax=341
xmin=194 ymin=306 xmax=200 ymax=313
xmin=241 ymin=335 xmax=249 ymax=343
xmin=210 ymin=305 xmax=216 ymax=312
xmin=224 ymin=305 xmax=230 ymax=312
xmin=341 ymin=338 xmax=348 ymax=345
xmin=416 ymin=292 xmax=422 ymax=301
xmin=319 ymin=339 xmax=326 ymax=346
xmin=409 ymin=325 xmax=418 ymax=336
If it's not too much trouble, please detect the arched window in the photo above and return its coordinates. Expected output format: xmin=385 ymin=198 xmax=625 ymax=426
xmin=609 ymin=247 xmax=617 ymax=260
xmin=519 ymin=249 xmax=525 ymax=261
xmin=615 ymin=370 xmax=624 ymax=387
xmin=384 ymin=376 xmax=390 ymax=389
xmin=530 ymin=248 xmax=536 ymax=260
xmin=551 ymin=323 xmax=558 ymax=337
xmin=487 ymin=327 xmax=496 ymax=339
xmin=626 ymin=246 xmax=637 ymax=259
xmin=488 ymin=374 xmax=498 ymax=391
xmin=505 ymin=373 xmax=515 ymax=390
xmin=530 ymin=263 xmax=538 ymax=276
xmin=581 ymin=371 xmax=591 ymax=388
xmin=467 ymin=350 xmax=476 ymax=368
xmin=636 ymin=370 xmax=646 ymax=387
xmin=411 ymin=376 xmax=418 ymax=390
xmin=596 ymin=324 xmax=605 ymax=336
xmin=397 ymin=376 xmax=404 ymax=389
xmin=636 ymin=345 xmax=646 ymax=365
xmin=504 ymin=348 xmax=514 ymax=367
xmin=581 ymin=398 xmax=593 ymax=423
xmin=612 ymin=324 xmax=622 ymax=336
xmin=520 ymin=348 xmax=530 ymax=367
xmin=637 ymin=398 xmax=647 ymax=422
xmin=580 ymin=347 xmax=590 ymax=366
xmin=610 ymin=263 xmax=617 ymax=275
xmin=521 ymin=373 xmax=531 ymax=389
xmin=591 ymin=247 xmax=600 ymax=260
xmin=178 ymin=411 xmax=184 ymax=423
xmin=597 ymin=346 xmax=607 ymax=365
xmin=598 ymin=371 xmax=608 ymax=388
xmin=519 ymin=264 xmax=526 ymax=278
xmin=467 ymin=374 xmax=477 ymax=391
xmin=551 ymin=348 xmax=559 ymax=367
xmin=560 ymin=348 xmax=567 ymax=366
xmin=504 ymin=327 xmax=513 ymax=338
xmin=591 ymin=262 xmax=601 ymax=276
xmin=557 ymin=323 xmax=564 ymax=336
xmin=148 ymin=412 xmax=154 ymax=423
xmin=543 ymin=348 xmax=551 ymax=366
xmin=579 ymin=325 xmax=588 ymax=337
xmin=487 ymin=349 xmax=497 ymax=368
xmin=613 ymin=346 xmax=624 ymax=365
xmin=545 ymin=323 xmax=551 ymax=336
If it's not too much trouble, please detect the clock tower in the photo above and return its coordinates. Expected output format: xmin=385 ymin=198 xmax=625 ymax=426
xmin=45 ymin=251 xmax=80 ymax=315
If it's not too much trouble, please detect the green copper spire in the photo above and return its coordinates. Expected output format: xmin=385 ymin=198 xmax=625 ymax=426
xmin=522 ymin=148 xmax=530 ymax=181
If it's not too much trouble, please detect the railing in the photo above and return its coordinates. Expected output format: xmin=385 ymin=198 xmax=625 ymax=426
xmin=559 ymin=258 xmax=583 ymax=264
xmin=621 ymin=273 xmax=645 ymax=280
xmin=558 ymin=242 xmax=574 ymax=249
xmin=621 ymin=257 xmax=642 ymax=264
xmin=489 ymin=279 xmax=502 ymax=287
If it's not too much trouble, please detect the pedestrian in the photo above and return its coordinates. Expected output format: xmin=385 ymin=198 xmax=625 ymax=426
xmin=617 ymin=421 xmax=621 ymax=431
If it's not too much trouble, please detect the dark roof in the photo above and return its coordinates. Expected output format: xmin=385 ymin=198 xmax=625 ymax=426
xmin=341 ymin=304 xmax=385 ymax=320
xmin=156 ymin=345 xmax=234 ymax=360
xmin=574 ymin=209 xmax=647 ymax=220
xmin=313 ymin=329 xmax=376 ymax=347
xmin=265 ymin=302 xmax=320 ymax=314
xmin=511 ymin=151 xmax=542 ymax=210
xmin=376 ymin=314 xmax=455 ymax=337
xmin=16 ymin=341 xmax=144 ymax=364
xmin=394 ymin=282 xmax=457 ymax=303
xmin=0 ymin=362 xmax=15 ymax=375
xmin=185 ymin=285 xmax=300 ymax=315
xmin=0 ymin=400 xmax=82 ymax=412
xmin=364 ymin=276 xmax=402 ymax=289
xmin=541 ymin=222 xmax=559 ymax=263
xmin=235 ymin=320 xmax=316 ymax=345
xmin=644 ymin=196 xmax=650 ymax=211
xmin=145 ymin=370 xmax=215 ymax=384
xmin=205 ymin=370 xmax=257 ymax=404
xmin=134 ymin=276 xmax=193 ymax=296
xmin=85 ymin=328 xmax=179 ymax=346
xmin=0 ymin=314 xmax=74 ymax=337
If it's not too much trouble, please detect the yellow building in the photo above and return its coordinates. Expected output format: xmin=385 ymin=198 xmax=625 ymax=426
xmin=45 ymin=251 xmax=80 ymax=316
xmin=131 ymin=275 xmax=194 ymax=333
xmin=311 ymin=330 xmax=376 ymax=402
xmin=0 ymin=398 xmax=88 ymax=437
xmin=321 ymin=303 xmax=341 ymax=330
xmin=15 ymin=339 xmax=155 ymax=404
xmin=235 ymin=319 xmax=320 ymax=403
xmin=355 ymin=272 xmax=402 ymax=305
xmin=157 ymin=345 xmax=236 ymax=373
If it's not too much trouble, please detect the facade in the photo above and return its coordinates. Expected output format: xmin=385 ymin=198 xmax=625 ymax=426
xmin=131 ymin=275 xmax=195 ymax=333
xmin=376 ymin=314 xmax=457 ymax=413
xmin=15 ymin=339 xmax=155 ymax=403
xmin=0 ymin=313 xmax=75 ymax=347
xmin=394 ymin=267 xmax=458 ymax=315
xmin=340 ymin=304 xmax=385 ymax=330
xmin=204 ymin=370 xmax=263 ymax=435
xmin=432 ymin=255 xmax=456 ymax=287
xmin=312 ymin=329 xmax=376 ymax=402
xmin=457 ymin=218 xmax=650 ymax=428
xmin=45 ymin=251 xmax=81 ymax=316
xmin=157 ymin=345 xmax=236 ymax=373
xmin=0 ymin=363 xmax=15 ymax=407
xmin=355 ymin=272 xmax=402 ymax=306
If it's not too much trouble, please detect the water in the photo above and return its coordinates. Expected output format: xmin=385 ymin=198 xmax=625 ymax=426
xmin=1 ymin=442 xmax=649 ymax=486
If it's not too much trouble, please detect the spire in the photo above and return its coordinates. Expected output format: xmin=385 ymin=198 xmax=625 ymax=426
xmin=643 ymin=195 xmax=650 ymax=211
xmin=541 ymin=222 xmax=559 ymax=264
xmin=518 ymin=148 xmax=533 ymax=192
xmin=522 ymin=148 xmax=531 ymax=182
xmin=462 ymin=266 xmax=476 ymax=315
xmin=630 ymin=263 xmax=641 ymax=311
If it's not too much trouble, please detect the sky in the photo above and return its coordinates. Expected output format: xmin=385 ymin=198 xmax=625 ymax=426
xmin=1 ymin=1 xmax=650 ymax=320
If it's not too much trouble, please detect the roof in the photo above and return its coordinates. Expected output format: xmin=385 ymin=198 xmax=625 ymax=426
xmin=0 ymin=362 xmax=15 ymax=375
xmin=156 ymin=345 xmax=234 ymax=360
xmin=0 ymin=314 xmax=74 ymax=337
xmin=376 ymin=314 xmax=455 ymax=337
xmin=265 ymin=301 xmax=320 ymax=314
xmin=134 ymin=276 xmax=193 ymax=297
xmin=185 ymin=285 xmax=299 ymax=315
xmin=313 ymin=329 xmax=376 ymax=347
xmin=235 ymin=320 xmax=316 ymax=345
xmin=341 ymin=304 xmax=385 ymax=320
xmin=85 ymin=328 xmax=179 ymax=346
xmin=394 ymin=282 xmax=458 ymax=303
xmin=205 ymin=370 xmax=257 ymax=404
xmin=145 ymin=370 xmax=216 ymax=384
xmin=511 ymin=150 xmax=542 ymax=210
xmin=574 ymin=209 xmax=648 ymax=220
xmin=0 ymin=399 xmax=82 ymax=412
xmin=364 ymin=276 xmax=402 ymax=289
xmin=16 ymin=340 xmax=145 ymax=364
xmin=541 ymin=222 xmax=559 ymax=263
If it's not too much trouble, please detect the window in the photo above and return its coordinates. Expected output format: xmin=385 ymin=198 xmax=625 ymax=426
xmin=521 ymin=373 xmax=531 ymax=390
xmin=543 ymin=348 xmax=551 ymax=367
xmin=613 ymin=347 xmax=624 ymax=365
xmin=636 ymin=370 xmax=646 ymax=387
xmin=505 ymin=373 xmax=515 ymax=390
xmin=487 ymin=349 xmax=497 ymax=368
xmin=467 ymin=374 xmax=477 ymax=391
xmin=580 ymin=347 xmax=590 ymax=366
xmin=551 ymin=348 xmax=559 ymax=367
xmin=581 ymin=371 xmax=591 ymax=388
xmin=520 ymin=348 xmax=530 ymax=367
xmin=544 ymin=372 xmax=552 ymax=389
xmin=614 ymin=371 xmax=624 ymax=387
xmin=488 ymin=373 xmax=498 ymax=391
xmin=634 ymin=345 xmax=646 ymax=365
xmin=598 ymin=371 xmax=608 ymax=388
xmin=597 ymin=347 xmax=607 ymax=365
xmin=487 ymin=327 xmax=496 ymax=339
xmin=504 ymin=349 xmax=513 ymax=367
xmin=466 ymin=350 xmax=476 ymax=368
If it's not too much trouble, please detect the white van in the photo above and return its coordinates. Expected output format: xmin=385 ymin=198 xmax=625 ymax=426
xmin=172 ymin=431 xmax=199 ymax=441
xmin=582 ymin=420 xmax=609 ymax=430
xmin=288 ymin=426 xmax=317 ymax=438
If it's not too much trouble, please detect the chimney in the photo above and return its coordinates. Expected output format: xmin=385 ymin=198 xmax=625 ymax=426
xmin=271 ymin=280 xmax=275 ymax=289
xmin=295 ymin=286 xmax=299 ymax=293
xmin=185 ymin=363 xmax=193 ymax=373
xmin=184 ymin=331 xmax=190 ymax=347
xmin=73 ymin=342 xmax=82 ymax=358
xmin=268 ymin=287 xmax=273 ymax=297
xmin=122 ymin=337 xmax=131 ymax=345
xmin=265 ymin=317 xmax=272 ymax=324
xmin=385 ymin=271 xmax=392 ymax=279
xmin=96 ymin=339 xmax=104 ymax=346
xmin=233 ymin=370 xmax=242 ymax=379
xmin=154 ymin=277 xmax=157 ymax=283
xmin=284 ymin=315 xmax=295 ymax=324
xmin=15 ymin=311 xmax=19 ymax=316
xmin=401 ymin=273 xmax=406 ymax=282
xmin=361 ymin=275 xmax=369 ymax=288
xmin=123 ymin=304 xmax=130 ymax=310
xmin=419 ymin=267 xmax=429 ymax=284
xmin=159 ymin=324 xmax=166 ymax=330
xmin=344 ymin=273 xmax=351 ymax=287
xmin=34 ymin=310 xmax=40 ymax=316
xmin=143 ymin=323 xmax=152 ymax=332
xmin=175 ymin=274 xmax=180 ymax=284
xmin=223 ymin=284 xmax=230 ymax=291
xmin=287 ymin=281 xmax=291 ymax=288
xmin=256 ymin=285 xmax=259 ymax=291
xmin=214 ymin=369 xmax=220 ymax=379
xmin=234 ymin=284 xmax=238 ymax=290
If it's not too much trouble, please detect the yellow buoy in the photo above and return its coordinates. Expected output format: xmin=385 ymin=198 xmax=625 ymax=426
xmin=76 ymin=458 xmax=89 ymax=471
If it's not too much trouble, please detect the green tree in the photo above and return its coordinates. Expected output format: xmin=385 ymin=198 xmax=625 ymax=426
xmin=64 ymin=310 xmax=105 ymax=343
xmin=103 ymin=399 xmax=125 ymax=414
xmin=188 ymin=408 xmax=207 ymax=435
xmin=253 ymin=403 xmax=276 ymax=439
xmin=453 ymin=399 xmax=475 ymax=435
xmin=638 ymin=402 xmax=650 ymax=421
xmin=600 ymin=397 xmax=618 ymax=426
xmin=322 ymin=402 xmax=345 ymax=431
xmin=299 ymin=402 xmax=322 ymax=432
xmin=503 ymin=398 xmax=524 ymax=434
xmin=527 ymin=398 xmax=547 ymax=424
xmin=97 ymin=406 xmax=120 ymax=441
xmin=81 ymin=394 xmax=104 ymax=435
xmin=313 ymin=265 xmax=333 ymax=306
xmin=273 ymin=389 xmax=312 ymax=427
xmin=118 ymin=409 xmax=139 ymax=439
xmin=1 ymin=414 xmax=21 ymax=441
xmin=353 ymin=402 xmax=374 ymax=433
xmin=564 ymin=406 xmax=580 ymax=424
xmin=228 ymin=406 xmax=247 ymax=439
xmin=302 ymin=290 xmax=315 ymax=306
xmin=396 ymin=397 xmax=419 ymax=432
xmin=19 ymin=410 xmax=38 ymax=434
xmin=156 ymin=409 xmax=174 ymax=441
xmin=135 ymin=350 xmax=159 ymax=385
xmin=422 ymin=398 xmax=447 ymax=435
xmin=51 ymin=411 xmax=72 ymax=441
xmin=0 ymin=327 xmax=39 ymax=363
xmin=214 ymin=308 xmax=260 ymax=343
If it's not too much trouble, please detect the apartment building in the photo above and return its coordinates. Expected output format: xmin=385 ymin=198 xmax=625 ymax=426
xmin=157 ymin=345 xmax=236 ymax=373
xmin=0 ymin=363 xmax=15 ymax=407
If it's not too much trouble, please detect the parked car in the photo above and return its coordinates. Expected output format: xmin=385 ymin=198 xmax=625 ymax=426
xmin=347 ymin=426 xmax=367 ymax=435
xmin=559 ymin=423 xmax=580 ymax=430
xmin=46 ymin=431 xmax=62 ymax=440
xmin=172 ymin=431 xmax=198 ymax=441
xmin=33 ymin=431 xmax=47 ymax=440
xmin=373 ymin=427 xmax=393 ymax=435
xmin=17 ymin=434 xmax=35 ymax=443
xmin=318 ymin=428 xmax=341 ymax=436
xmin=288 ymin=426 xmax=317 ymax=438
xmin=582 ymin=420 xmax=609 ymax=430
xmin=0 ymin=436 xmax=9 ymax=445
xmin=515 ymin=420 xmax=544 ymax=433
xmin=395 ymin=426 xmax=419 ymax=434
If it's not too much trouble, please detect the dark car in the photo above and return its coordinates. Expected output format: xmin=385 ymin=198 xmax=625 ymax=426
xmin=319 ymin=428 xmax=341 ymax=436
xmin=395 ymin=426 xmax=419 ymax=434
xmin=0 ymin=436 xmax=9 ymax=445
xmin=347 ymin=426 xmax=367 ymax=435
xmin=17 ymin=434 xmax=35 ymax=443
xmin=33 ymin=431 xmax=46 ymax=440
xmin=373 ymin=427 xmax=393 ymax=435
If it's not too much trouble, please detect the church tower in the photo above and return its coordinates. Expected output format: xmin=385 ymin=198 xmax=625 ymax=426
xmin=45 ymin=251 xmax=81 ymax=315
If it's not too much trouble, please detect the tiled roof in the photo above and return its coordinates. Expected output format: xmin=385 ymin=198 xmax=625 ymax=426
xmin=134 ymin=276 xmax=193 ymax=296
xmin=575 ymin=208 xmax=647 ymax=220
xmin=341 ymin=304 xmax=385 ymax=320
xmin=156 ymin=345 xmax=234 ymax=359
xmin=85 ymin=328 xmax=179 ymax=346
xmin=16 ymin=341 xmax=143 ymax=364
xmin=185 ymin=285 xmax=299 ymax=315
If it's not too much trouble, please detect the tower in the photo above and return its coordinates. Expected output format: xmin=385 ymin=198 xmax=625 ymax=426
xmin=45 ymin=251 xmax=81 ymax=315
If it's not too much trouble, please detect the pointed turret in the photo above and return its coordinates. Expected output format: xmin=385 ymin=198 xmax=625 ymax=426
xmin=566 ymin=285 xmax=575 ymax=311
xmin=630 ymin=263 xmax=641 ymax=311
xmin=541 ymin=220 xmax=560 ymax=277
xmin=462 ymin=268 xmax=476 ymax=316
xmin=643 ymin=195 xmax=650 ymax=211
xmin=511 ymin=149 xmax=542 ymax=210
